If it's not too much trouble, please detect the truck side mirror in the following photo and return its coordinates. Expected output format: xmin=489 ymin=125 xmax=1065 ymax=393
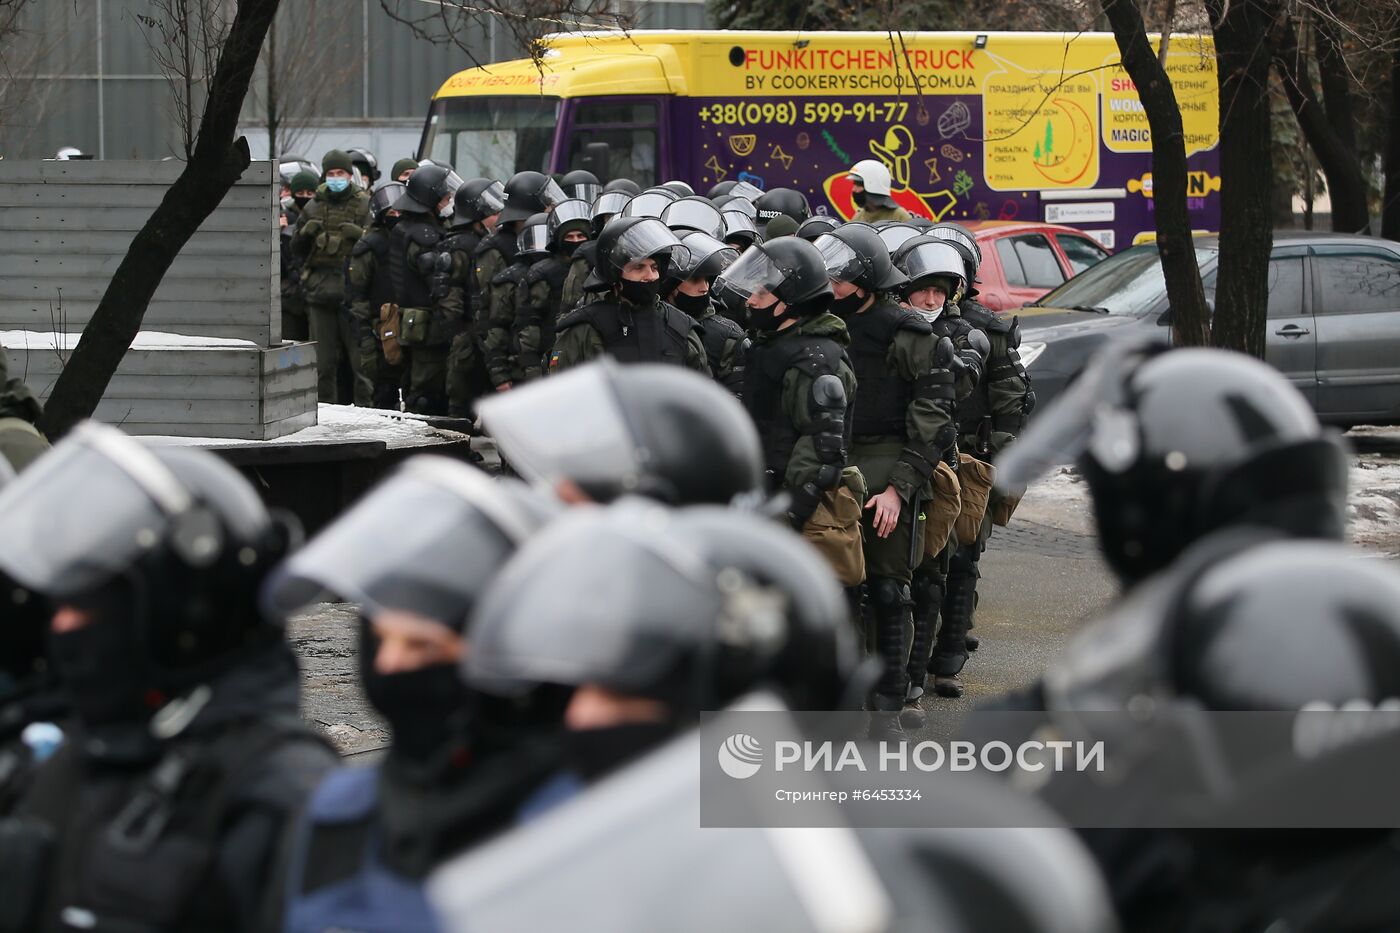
xmin=581 ymin=142 xmax=612 ymax=183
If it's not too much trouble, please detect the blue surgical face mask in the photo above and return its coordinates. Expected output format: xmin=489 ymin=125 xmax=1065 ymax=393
xmin=326 ymin=177 xmax=350 ymax=193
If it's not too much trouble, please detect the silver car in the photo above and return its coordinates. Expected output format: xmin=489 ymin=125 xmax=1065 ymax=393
xmin=1017 ymin=232 xmax=1400 ymax=427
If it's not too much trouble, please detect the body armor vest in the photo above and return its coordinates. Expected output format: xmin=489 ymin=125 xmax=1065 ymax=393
xmin=745 ymin=333 xmax=852 ymax=482
xmin=387 ymin=217 xmax=440 ymax=310
xmin=842 ymin=300 xmax=925 ymax=438
xmin=696 ymin=309 xmax=748 ymax=396
xmin=557 ymin=299 xmax=695 ymax=366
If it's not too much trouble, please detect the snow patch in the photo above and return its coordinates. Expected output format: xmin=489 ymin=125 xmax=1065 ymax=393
xmin=1 ymin=330 xmax=257 ymax=351
xmin=140 ymin=403 xmax=468 ymax=450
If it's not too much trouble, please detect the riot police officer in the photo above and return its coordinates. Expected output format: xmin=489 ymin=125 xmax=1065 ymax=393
xmin=934 ymin=222 xmax=1033 ymax=674
xmin=485 ymin=212 xmax=551 ymax=390
xmin=893 ymin=236 xmax=991 ymax=700
xmin=0 ymin=423 xmax=336 ymax=933
xmin=549 ymin=217 xmax=710 ymax=374
xmin=753 ymin=187 xmax=811 ymax=238
xmin=481 ymin=172 xmax=566 ymax=392
xmin=816 ymin=223 xmax=958 ymax=713
xmin=478 ymin=360 xmax=762 ymax=507
xmin=347 ymin=147 xmax=379 ymax=187
xmin=346 ymin=181 xmax=407 ymax=409
xmin=263 ymin=458 xmax=566 ymax=931
xmin=662 ymin=231 xmax=746 ymax=396
xmin=443 ymin=178 xmax=506 ymax=418
xmin=387 ymin=163 xmax=465 ymax=415
xmin=516 ymin=199 xmax=592 ymax=381
xmin=712 ymin=235 xmax=856 ymax=533
xmin=558 ymin=181 xmax=636 ymax=316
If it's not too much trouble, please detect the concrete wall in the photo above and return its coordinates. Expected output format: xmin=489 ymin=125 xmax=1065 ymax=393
xmin=0 ymin=159 xmax=318 ymax=440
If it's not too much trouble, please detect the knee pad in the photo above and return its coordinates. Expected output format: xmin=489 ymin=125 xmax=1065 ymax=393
xmin=869 ymin=577 xmax=909 ymax=610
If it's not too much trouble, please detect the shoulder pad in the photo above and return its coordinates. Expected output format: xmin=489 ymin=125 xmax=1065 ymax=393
xmin=351 ymin=237 xmax=374 ymax=257
xmin=406 ymin=222 xmax=441 ymax=248
xmin=526 ymin=257 xmax=558 ymax=283
xmin=786 ymin=338 xmax=842 ymax=379
xmin=556 ymin=301 xmax=607 ymax=332
xmin=961 ymin=301 xmax=1010 ymax=333
xmin=894 ymin=307 xmax=935 ymax=335
xmin=811 ymin=372 xmax=847 ymax=408
xmin=710 ymin=313 xmax=745 ymax=339
xmin=577 ymin=241 xmax=598 ymax=263
xmin=473 ymin=237 xmax=502 ymax=259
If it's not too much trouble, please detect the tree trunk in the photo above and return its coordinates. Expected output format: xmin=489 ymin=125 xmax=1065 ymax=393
xmin=38 ymin=0 xmax=281 ymax=440
xmin=1274 ymin=16 xmax=1370 ymax=234
xmin=1207 ymin=0 xmax=1279 ymax=359
xmin=1384 ymin=25 xmax=1400 ymax=240
xmin=1101 ymin=0 xmax=1210 ymax=346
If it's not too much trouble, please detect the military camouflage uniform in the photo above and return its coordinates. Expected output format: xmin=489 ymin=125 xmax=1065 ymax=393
xmin=292 ymin=184 xmax=372 ymax=403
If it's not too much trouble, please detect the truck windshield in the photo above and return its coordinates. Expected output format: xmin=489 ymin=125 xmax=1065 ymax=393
xmin=421 ymin=96 xmax=559 ymax=179
xmin=1036 ymin=244 xmax=1218 ymax=315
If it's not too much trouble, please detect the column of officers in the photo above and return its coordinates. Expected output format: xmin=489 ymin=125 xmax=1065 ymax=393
xmin=285 ymin=153 xmax=1034 ymax=709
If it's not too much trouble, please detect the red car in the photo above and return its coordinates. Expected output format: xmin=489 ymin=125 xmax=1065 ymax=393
xmin=964 ymin=221 xmax=1112 ymax=312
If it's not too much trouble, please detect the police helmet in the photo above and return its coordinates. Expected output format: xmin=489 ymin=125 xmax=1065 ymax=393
xmin=619 ymin=191 xmax=674 ymax=220
xmin=998 ymin=346 xmax=1349 ymax=584
xmin=928 ymin=223 xmax=982 ymax=282
xmin=795 ymin=215 xmax=840 ymax=241
xmin=499 ymin=171 xmax=567 ymax=224
xmin=547 ymin=198 xmax=593 ymax=248
xmin=728 ymin=181 xmax=765 ymax=202
xmin=517 ymin=212 xmax=552 ymax=259
xmin=893 ymin=236 xmax=967 ymax=297
xmin=394 ymin=162 xmax=464 ymax=214
xmin=753 ymin=188 xmax=811 ymax=235
xmin=660 ymin=180 xmax=696 ymax=197
xmin=463 ymin=500 xmax=846 ymax=713
xmin=560 ymin=169 xmax=601 ymax=204
xmin=0 ymin=422 xmax=299 ymax=684
xmin=477 ymin=359 xmax=763 ymax=506
xmin=707 ymin=180 xmax=738 ymax=199
xmin=264 ymin=457 xmax=553 ymax=629
xmin=602 ymin=178 xmax=642 ymax=196
xmin=587 ymin=216 xmax=688 ymax=288
xmin=346 ymin=147 xmax=379 ymax=184
xmin=813 ymin=223 xmax=908 ymax=293
xmin=713 ymin=236 xmax=834 ymax=319
xmin=721 ymin=211 xmax=760 ymax=250
xmin=369 ymin=182 xmax=405 ymax=226
xmin=660 ymin=197 xmax=726 ymax=238
xmin=591 ymin=190 xmax=633 ymax=234
xmin=278 ymin=156 xmax=319 ymax=188
xmin=876 ymin=223 xmax=922 ymax=256
xmin=453 ymin=178 xmax=506 ymax=224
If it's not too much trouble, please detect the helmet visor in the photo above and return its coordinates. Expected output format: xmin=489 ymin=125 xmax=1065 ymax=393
xmin=994 ymin=345 xmax=1149 ymax=493
xmin=477 ymin=362 xmax=644 ymax=493
xmin=611 ymin=218 xmax=689 ymax=268
xmin=729 ymin=181 xmax=764 ymax=202
xmin=713 ymin=245 xmax=787 ymax=308
xmin=518 ymin=223 xmax=551 ymax=255
xmin=661 ymin=200 xmax=725 ymax=238
xmin=676 ymin=232 xmax=738 ymax=280
xmin=621 ymin=192 xmax=672 ymax=220
xmin=567 ymin=181 xmax=601 ymax=204
xmin=549 ymin=198 xmax=592 ymax=232
xmin=929 ymin=225 xmax=981 ymax=265
xmin=262 ymin=459 xmax=547 ymax=623
xmin=370 ymin=183 xmax=405 ymax=219
xmin=592 ymin=191 xmax=632 ymax=220
xmin=0 ymin=423 xmax=192 ymax=599
xmin=538 ymin=177 xmax=567 ymax=208
xmin=899 ymin=241 xmax=966 ymax=283
xmin=722 ymin=198 xmax=757 ymax=219
xmin=463 ymin=505 xmax=720 ymax=696
xmin=473 ymin=180 xmax=507 ymax=216
xmin=813 ymin=235 xmax=865 ymax=284
xmin=876 ymin=225 xmax=921 ymax=255
xmin=722 ymin=211 xmax=758 ymax=239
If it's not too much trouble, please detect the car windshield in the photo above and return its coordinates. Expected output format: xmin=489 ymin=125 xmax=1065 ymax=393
xmin=421 ymin=96 xmax=559 ymax=179
xmin=1035 ymin=244 xmax=1218 ymax=315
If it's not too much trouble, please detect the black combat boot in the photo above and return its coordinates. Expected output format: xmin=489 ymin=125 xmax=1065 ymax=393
xmin=929 ymin=556 xmax=978 ymax=698
xmin=867 ymin=577 xmax=911 ymax=712
xmin=904 ymin=566 xmax=945 ymax=705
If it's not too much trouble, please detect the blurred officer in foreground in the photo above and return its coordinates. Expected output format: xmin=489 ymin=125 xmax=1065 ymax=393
xmin=478 ymin=360 xmax=762 ymax=507
xmin=430 ymin=500 xmax=1117 ymax=933
xmin=263 ymin=458 xmax=567 ymax=932
xmin=0 ymin=423 xmax=335 ymax=933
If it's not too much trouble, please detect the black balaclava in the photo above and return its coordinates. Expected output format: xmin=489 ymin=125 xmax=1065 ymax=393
xmin=359 ymin=618 xmax=475 ymax=770
xmin=48 ymin=578 xmax=157 ymax=729
xmin=671 ymin=291 xmax=710 ymax=316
